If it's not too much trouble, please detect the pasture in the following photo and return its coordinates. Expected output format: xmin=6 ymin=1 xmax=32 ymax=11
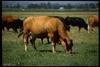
xmin=2 ymin=11 xmax=99 ymax=66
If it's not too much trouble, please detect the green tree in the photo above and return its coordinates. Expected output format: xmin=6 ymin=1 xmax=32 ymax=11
xmin=66 ymin=3 xmax=72 ymax=9
xmin=89 ymin=3 xmax=96 ymax=9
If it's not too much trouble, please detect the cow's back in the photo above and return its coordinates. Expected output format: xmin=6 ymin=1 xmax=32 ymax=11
xmin=23 ymin=16 xmax=51 ymax=35
xmin=23 ymin=16 xmax=66 ymax=37
xmin=2 ymin=15 xmax=18 ymax=23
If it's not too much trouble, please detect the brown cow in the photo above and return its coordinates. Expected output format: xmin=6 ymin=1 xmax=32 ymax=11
xmin=18 ymin=16 xmax=70 ymax=45
xmin=19 ymin=16 xmax=73 ymax=53
xmin=87 ymin=15 xmax=99 ymax=33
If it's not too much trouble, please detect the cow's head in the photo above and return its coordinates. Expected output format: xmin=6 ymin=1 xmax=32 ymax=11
xmin=84 ymin=23 xmax=88 ymax=31
xmin=64 ymin=39 xmax=73 ymax=53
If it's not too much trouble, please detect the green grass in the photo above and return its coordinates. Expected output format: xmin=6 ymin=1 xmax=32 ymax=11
xmin=2 ymin=11 xmax=99 ymax=66
xmin=2 ymin=27 xmax=99 ymax=66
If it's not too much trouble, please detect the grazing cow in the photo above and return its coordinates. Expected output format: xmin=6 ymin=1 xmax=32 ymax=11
xmin=87 ymin=15 xmax=99 ymax=33
xmin=18 ymin=16 xmax=73 ymax=53
xmin=37 ymin=16 xmax=70 ymax=44
xmin=2 ymin=15 xmax=23 ymax=33
xmin=64 ymin=16 xmax=88 ymax=32
xmin=18 ymin=16 xmax=70 ymax=44
xmin=30 ymin=16 xmax=70 ymax=44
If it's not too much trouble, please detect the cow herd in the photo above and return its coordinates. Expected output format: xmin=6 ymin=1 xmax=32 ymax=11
xmin=2 ymin=15 xmax=99 ymax=54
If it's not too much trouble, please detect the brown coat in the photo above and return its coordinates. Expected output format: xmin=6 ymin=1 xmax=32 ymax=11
xmin=22 ymin=16 xmax=73 ymax=53
xmin=88 ymin=15 xmax=99 ymax=33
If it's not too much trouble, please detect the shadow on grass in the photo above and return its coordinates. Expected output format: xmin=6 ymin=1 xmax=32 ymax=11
xmin=38 ymin=49 xmax=59 ymax=53
xmin=71 ymin=51 xmax=79 ymax=54
xmin=38 ymin=49 xmax=79 ymax=54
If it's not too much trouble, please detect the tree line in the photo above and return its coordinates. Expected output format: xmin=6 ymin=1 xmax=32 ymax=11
xmin=3 ymin=2 xmax=98 ymax=10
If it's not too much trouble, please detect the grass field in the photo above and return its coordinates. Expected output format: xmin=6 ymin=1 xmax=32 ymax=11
xmin=2 ymin=11 xmax=98 ymax=18
xmin=2 ymin=11 xmax=99 ymax=66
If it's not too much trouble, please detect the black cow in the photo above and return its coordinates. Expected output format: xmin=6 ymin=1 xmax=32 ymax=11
xmin=2 ymin=19 xmax=23 ymax=33
xmin=64 ymin=16 xmax=88 ymax=32
xmin=2 ymin=15 xmax=23 ymax=33
xmin=8 ymin=19 xmax=23 ymax=33
xmin=12 ymin=19 xmax=23 ymax=33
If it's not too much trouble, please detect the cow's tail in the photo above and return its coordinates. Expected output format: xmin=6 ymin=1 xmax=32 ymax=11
xmin=18 ymin=31 xmax=23 ymax=38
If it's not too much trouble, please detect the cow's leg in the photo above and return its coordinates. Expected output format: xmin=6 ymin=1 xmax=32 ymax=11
xmin=88 ymin=25 xmax=91 ymax=33
xmin=6 ymin=23 xmax=11 ymax=31
xmin=19 ymin=27 xmax=23 ymax=32
xmin=48 ymin=32 xmax=56 ymax=53
xmin=12 ymin=27 xmax=18 ymax=33
xmin=79 ymin=27 xmax=81 ymax=32
xmin=79 ymin=27 xmax=82 ymax=32
xmin=51 ymin=42 xmax=56 ymax=53
xmin=6 ymin=26 xmax=10 ymax=31
xmin=48 ymin=33 xmax=52 ymax=43
xmin=30 ymin=37 xmax=37 ymax=50
xmin=60 ymin=38 xmax=67 ymax=53
xmin=47 ymin=37 xmax=50 ymax=44
xmin=90 ymin=25 xmax=95 ymax=32
xmin=23 ymin=33 xmax=29 ymax=52
xmin=69 ymin=40 xmax=73 ymax=54
xmin=88 ymin=25 xmax=90 ymax=33
xmin=14 ymin=27 xmax=18 ymax=33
